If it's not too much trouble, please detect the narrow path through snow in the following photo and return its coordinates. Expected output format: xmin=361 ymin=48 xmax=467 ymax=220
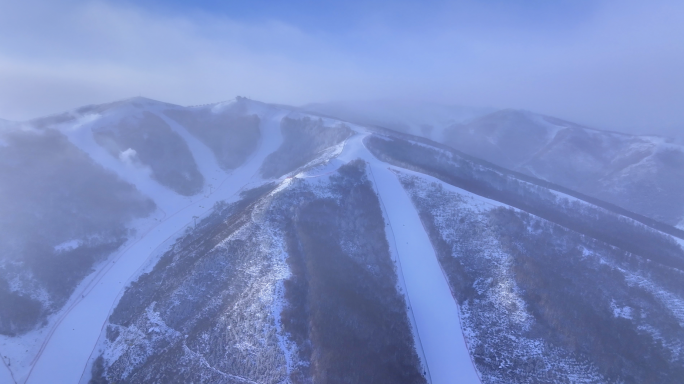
xmin=335 ymin=132 xmax=481 ymax=384
xmin=155 ymin=109 xmax=227 ymax=190
xmin=369 ymin=163 xmax=481 ymax=384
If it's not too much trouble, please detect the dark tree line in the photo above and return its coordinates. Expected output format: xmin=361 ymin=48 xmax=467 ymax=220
xmin=491 ymin=207 xmax=684 ymax=383
xmin=402 ymin=173 xmax=684 ymax=383
xmin=281 ymin=160 xmax=427 ymax=384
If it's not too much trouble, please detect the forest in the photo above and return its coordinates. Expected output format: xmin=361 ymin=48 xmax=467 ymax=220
xmin=401 ymin=172 xmax=684 ymax=383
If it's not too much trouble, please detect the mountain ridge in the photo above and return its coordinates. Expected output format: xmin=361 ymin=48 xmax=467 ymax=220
xmin=1 ymin=97 xmax=683 ymax=384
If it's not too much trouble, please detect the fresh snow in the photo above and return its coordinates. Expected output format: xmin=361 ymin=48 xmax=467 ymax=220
xmin=367 ymin=167 xmax=432 ymax=382
xmin=610 ymin=300 xmax=633 ymax=320
xmin=58 ymin=112 xmax=182 ymax=213
xmin=1 ymin=105 xmax=287 ymax=384
xmin=0 ymin=360 xmax=14 ymax=384
xmin=4 ymin=107 xmax=478 ymax=384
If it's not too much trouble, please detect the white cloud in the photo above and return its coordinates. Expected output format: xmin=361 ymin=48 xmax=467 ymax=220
xmin=0 ymin=0 xmax=682 ymax=137
xmin=0 ymin=0 xmax=366 ymax=119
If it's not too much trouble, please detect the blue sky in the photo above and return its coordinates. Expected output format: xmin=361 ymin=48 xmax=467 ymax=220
xmin=0 ymin=0 xmax=683 ymax=136
xmin=123 ymin=0 xmax=594 ymax=34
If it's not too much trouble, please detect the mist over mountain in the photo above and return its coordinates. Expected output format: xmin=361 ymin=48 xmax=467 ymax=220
xmin=301 ymin=100 xmax=495 ymax=141
xmin=307 ymin=101 xmax=684 ymax=229
xmin=442 ymin=110 xmax=684 ymax=227
xmin=2 ymin=0 xmax=684 ymax=382
xmin=0 ymin=96 xmax=683 ymax=384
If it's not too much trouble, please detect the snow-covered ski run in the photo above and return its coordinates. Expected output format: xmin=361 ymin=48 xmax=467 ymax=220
xmin=337 ymin=132 xmax=482 ymax=384
xmin=2 ymin=110 xmax=481 ymax=384
xmin=4 ymin=108 xmax=286 ymax=384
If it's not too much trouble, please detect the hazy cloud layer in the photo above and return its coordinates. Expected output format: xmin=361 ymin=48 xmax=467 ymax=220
xmin=0 ymin=0 xmax=683 ymax=137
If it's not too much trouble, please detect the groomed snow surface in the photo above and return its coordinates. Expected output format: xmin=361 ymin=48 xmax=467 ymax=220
xmin=371 ymin=166 xmax=482 ymax=384
xmin=337 ymin=132 xmax=482 ymax=384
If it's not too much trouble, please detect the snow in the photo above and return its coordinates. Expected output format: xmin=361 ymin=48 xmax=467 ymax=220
xmin=676 ymin=237 xmax=684 ymax=253
xmin=7 ymin=101 xmax=680 ymax=383
xmin=117 ymin=148 xmax=138 ymax=164
xmin=368 ymin=167 xmax=431 ymax=382
xmin=392 ymin=166 xmax=506 ymax=212
xmin=0 ymin=363 xmax=14 ymax=384
xmin=0 ymin=104 xmax=287 ymax=384
xmin=334 ymin=132 xmax=481 ymax=384
xmin=54 ymin=99 xmax=230 ymax=213
xmin=4 ymin=105 xmax=484 ymax=383
xmin=368 ymin=164 xmax=480 ymax=383
xmin=533 ymin=114 xmax=567 ymax=142
xmin=58 ymin=112 xmax=182 ymax=213
xmin=677 ymin=219 xmax=684 ymax=232
xmin=610 ymin=300 xmax=633 ymax=320
xmin=539 ymin=174 xmax=684 ymax=249
xmin=154 ymin=106 xmax=228 ymax=193
xmin=53 ymin=239 xmax=81 ymax=253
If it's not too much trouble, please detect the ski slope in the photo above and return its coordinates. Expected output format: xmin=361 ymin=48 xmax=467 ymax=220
xmin=2 ymin=105 xmax=480 ymax=384
xmin=59 ymin=110 xmax=182 ymax=213
xmin=337 ymin=132 xmax=481 ymax=384
xmin=3 ymin=106 xmax=287 ymax=384
xmin=372 ymin=166 xmax=481 ymax=384
xmin=156 ymin=108 xmax=228 ymax=194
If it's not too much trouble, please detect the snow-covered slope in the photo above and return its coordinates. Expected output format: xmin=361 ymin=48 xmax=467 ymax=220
xmin=364 ymin=132 xmax=684 ymax=383
xmin=301 ymin=105 xmax=684 ymax=226
xmin=2 ymin=97 xmax=684 ymax=384
xmin=441 ymin=109 xmax=684 ymax=226
xmin=338 ymin=133 xmax=482 ymax=383
xmin=0 ymin=98 xmax=350 ymax=383
xmin=23 ymin=108 xmax=289 ymax=384
xmin=83 ymin=151 xmax=436 ymax=384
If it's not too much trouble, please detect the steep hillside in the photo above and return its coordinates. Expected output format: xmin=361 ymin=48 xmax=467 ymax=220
xmin=0 ymin=98 xmax=353 ymax=384
xmin=366 ymin=133 xmax=684 ymax=383
xmin=401 ymin=173 xmax=684 ymax=382
xmin=0 ymin=126 xmax=156 ymax=336
xmin=164 ymin=99 xmax=261 ymax=171
xmin=441 ymin=109 xmax=684 ymax=226
xmin=89 ymin=162 xmax=426 ymax=384
xmin=260 ymin=116 xmax=352 ymax=178
xmin=2 ymin=97 xmax=683 ymax=384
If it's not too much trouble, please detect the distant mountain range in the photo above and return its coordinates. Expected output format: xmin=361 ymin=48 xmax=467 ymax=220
xmin=1 ymin=97 xmax=683 ymax=384
xmin=443 ymin=110 xmax=684 ymax=227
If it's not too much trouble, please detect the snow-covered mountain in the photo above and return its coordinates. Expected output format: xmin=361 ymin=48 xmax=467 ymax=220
xmin=1 ymin=98 xmax=683 ymax=384
xmin=440 ymin=109 xmax=684 ymax=228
